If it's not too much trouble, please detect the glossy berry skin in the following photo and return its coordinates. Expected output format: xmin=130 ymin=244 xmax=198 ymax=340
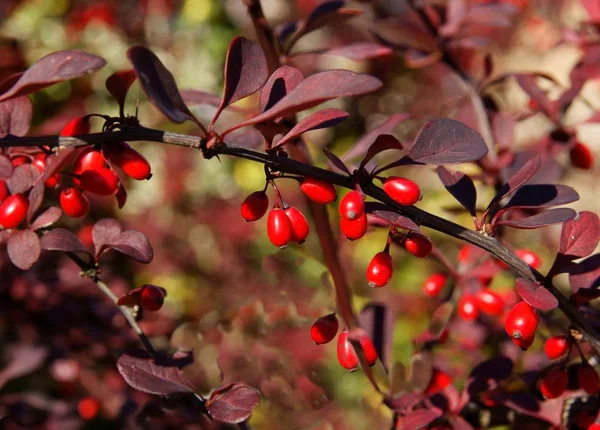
xmin=458 ymin=295 xmax=479 ymax=321
xmin=72 ymin=148 xmax=107 ymax=179
xmin=422 ymin=273 xmax=447 ymax=297
xmin=0 ymin=193 xmax=29 ymax=229
xmin=33 ymin=154 xmax=60 ymax=188
xmin=475 ymin=289 xmax=505 ymax=316
xmin=578 ymin=364 xmax=600 ymax=395
xmin=512 ymin=336 xmax=534 ymax=350
xmin=340 ymin=212 xmax=367 ymax=240
xmin=540 ymin=368 xmax=568 ymax=399
xmin=140 ymin=285 xmax=165 ymax=311
xmin=570 ymin=142 xmax=594 ymax=169
xmin=383 ymin=177 xmax=421 ymax=206
xmin=425 ymin=368 xmax=452 ymax=395
xmin=300 ymin=178 xmax=337 ymax=205
xmin=267 ymin=208 xmax=292 ymax=248
xmin=505 ymin=301 xmax=539 ymax=343
xmin=588 ymin=422 xmax=600 ymax=430
xmin=60 ymin=188 xmax=89 ymax=218
xmin=240 ymin=192 xmax=269 ymax=222
xmin=77 ymin=397 xmax=99 ymax=420
xmin=366 ymin=251 xmax=393 ymax=288
xmin=79 ymin=167 xmax=119 ymax=195
xmin=544 ymin=335 xmax=570 ymax=360
xmin=11 ymin=155 xmax=29 ymax=167
xmin=310 ymin=313 xmax=339 ymax=345
xmin=111 ymin=145 xmax=152 ymax=180
xmin=404 ymin=233 xmax=432 ymax=258
xmin=284 ymin=207 xmax=310 ymax=243
xmin=0 ymin=180 xmax=8 ymax=203
xmin=61 ymin=117 xmax=90 ymax=136
xmin=515 ymin=249 xmax=542 ymax=269
xmin=336 ymin=329 xmax=378 ymax=371
xmin=338 ymin=190 xmax=364 ymax=220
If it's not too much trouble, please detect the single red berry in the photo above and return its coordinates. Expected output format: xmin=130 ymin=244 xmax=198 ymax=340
xmin=79 ymin=167 xmax=119 ymax=195
xmin=570 ymin=142 xmax=594 ymax=169
xmin=366 ymin=251 xmax=393 ymax=288
xmin=110 ymin=144 xmax=152 ymax=180
xmin=336 ymin=329 xmax=378 ymax=371
xmin=0 ymin=193 xmax=29 ymax=229
xmin=240 ymin=191 xmax=269 ymax=222
xmin=588 ymin=421 xmax=600 ymax=430
xmin=60 ymin=188 xmax=89 ymax=218
xmin=512 ymin=336 xmax=535 ymax=350
xmin=425 ymin=368 xmax=452 ymax=395
xmin=11 ymin=155 xmax=29 ymax=167
xmin=338 ymin=190 xmax=364 ymax=220
xmin=404 ymin=233 xmax=432 ymax=258
xmin=61 ymin=117 xmax=90 ymax=136
xmin=544 ymin=335 xmax=570 ymax=360
xmin=458 ymin=294 xmax=479 ymax=321
xmin=140 ymin=285 xmax=165 ymax=311
xmin=505 ymin=301 xmax=539 ymax=343
xmin=578 ymin=363 xmax=600 ymax=394
xmin=475 ymin=289 xmax=505 ymax=316
xmin=310 ymin=313 xmax=339 ymax=345
xmin=72 ymin=148 xmax=107 ymax=185
xmin=515 ymin=249 xmax=541 ymax=269
xmin=540 ymin=368 xmax=568 ymax=399
xmin=0 ymin=180 xmax=8 ymax=203
xmin=267 ymin=207 xmax=292 ymax=248
xmin=284 ymin=206 xmax=310 ymax=243
xmin=340 ymin=212 xmax=367 ymax=240
xmin=77 ymin=396 xmax=99 ymax=420
xmin=383 ymin=176 xmax=421 ymax=206
xmin=300 ymin=177 xmax=337 ymax=205
xmin=422 ymin=273 xmax=447 ymax=297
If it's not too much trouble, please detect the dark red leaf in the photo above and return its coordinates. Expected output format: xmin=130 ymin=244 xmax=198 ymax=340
xmin=40 ymin=228 xmax=89 ymax=254
xmin=207 ymin=383 xmax=261 ymax=424
xmin=410 ymin=351 xmax=433 ymax=393
xmin=211 ymin=37 xmax=268 ymax=125
xmin=40 ymin=148 xmax=76 ymax=186
xmin=7 ymin=229 xmax=40 ymax=270
xmin=108 ymin=230 xmax=154 ymax=263
xmin=398 ymin=408 xmax=443 ymax=430
xmin=365 ymin=202 xmax=420 ymax=231
xmin=259 ymin=66 xmax=304 ymax=113
xmin=439 ymin=0 xmax=468 ymax=37
xmin=0 ymin=345 xmax=48 ymax=390
xmin=26 ymin=181 xmax=44 ymax=224
xmin=323 ymin=43 xmax=393 ymax=61
xmin=559 ymin=211 xmax=600 ymax=259
xmin=6 ymin=164 xmax=40 ymax=194
xmin=0 ymin=73 xmax=23 ymax=96
xmin=502 ymin=185 xmax=579 ymax=211
xmin=469 ymin=356 xmax=513 ymax=382
xmin=116 ymin=183 xmax=127 ymax=209
xmin=501 ymin=151 xmax=560 ymax=186
xmin=359 ymin=134 xmax=403 ymax=171
xmin=436 ymin=166 xmax=477 ymax=216
xmin=428 ymin=302 xmax=454 ymax=338
xmin=491 ymin=112 xmax=515 ymax=149
xmin=569 ymin=255 xmax=600 ymax=292
xmin=0 ymin=96 xmax=32 ymax=138
xmin=105 ymin=69 xmax=137 ymax=112
xmin=515 ymin=74 xmax=557 ymax=121
xmin=180 ymin=89 xmax=251 ymax=114
xmin=487 ymin=156 xmax=541 ymax=211
xmin=496 ymin=208 xmax=576 ymax=230
xmin=0 ymin=155 xmax=13 ymax=178
xmin=31 ymin=206 xmax=63 ymax=230
xmin=404 ymin=49 xmax=442 ymax=69
xmin=0 ymin=50 xmax=106 ymax=102
xmin=274 ymin=108 xmax=349 ymax=148
xmin=323 ymin=147 xmax=351 ymax=175
xmin=92 ymin=218 xmax=122 ymax=257
xmin=117 ymin=350 xmax=194 ymax=396
xmin=515 ymin=278 xmax=558 ymax=311
xmin=342 ymin=113 xmax=409 ymax=162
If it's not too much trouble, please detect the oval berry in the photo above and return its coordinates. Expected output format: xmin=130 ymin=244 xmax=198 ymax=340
xmin=336 ymin=329 xmax=378 ymax=371
xmin=267 ymin=208 xmax=292 ymax=248
xmin=340 ymin=212 xmax=367 ymax=240
xmin=578 ymin=363 xmax=600 ymax=395
xmin=425 ymin=368 xmax=452 ymax=395
xmin=383 ymin=176 xmax=421 ymax=206
xmin=366 ymin=251 xmax=393 ymax=288
xmin=240 ymin=191 xmax=269 ymax=222
xmin=458 ymin=294 xmax=479 ymax=321
xmin=540 ymin=368 xmax=568 ymax=399
xmin=285 ymin=206 xmax=310 ymax=243
xmin=422 ymin=273 xmax=447 ymax=297
xmin=0 ymin=180 xmax=8 ymax=203
xmin=60 ymin=188 xmax=89 ymax=218
xmin=515 ymin=249 xmax=541 ymax=269
xmin=140 ymin=285 xmax=165 ymax=311
xmin=111 ymin=145 xmax=152 ymax=180
xmin=570 ymin=142 xmax=594 ymax=170
xmin=505 ymin=301 xmax=539 ymax=342
xmin=475 ymin=289 xmax=505 ymax=316
xmin=338 ymin=190 xmax=364 ymax=220
xmin=61 ymin=117 xmax=91 ymax=136
xmin=79 ymin=167 xmax=119 ymax=195
xmin=77 ymin=396 xmax=99 ymax=420
xmin=544 ymin=335 xmax=570 ymax=360
xmin=512 ymin=336 xmax=535 ymax=351
xmin=0 ymin=193 xmax=29 ymax=229
xmin=72 ymin=148 xmax=106 ymax=178
xmin=300 ymin=177 xmax=337 ymax=205
xmin=404 ymin=233 xmax=432 ymax=258
xmin=310 ymin=313 xmax=339 ymax=345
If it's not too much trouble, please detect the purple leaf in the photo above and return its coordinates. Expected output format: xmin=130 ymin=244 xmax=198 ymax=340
xmin=211 ymin=37 xmax=268 ymax=125
xmin=0 ymin=344 xmax=48 ymax=390
xmin=274 ymin=108 xmax=349 ymax=148
xmin=0 ymin=155 xmax=13 ymax=178
xmin=225 ymin=70 xmax=382 ymax=135
xmin=115 ymin=182 xmax=127 ymax=209
xmin=569 ymin=254 xmax=600 ymax=292
xmin=487 ymin=156 xmax=541 ymax=210
xmin=322 ymin=43 xmax=393 ymax=61
xmin=496 ymin=208 xmax=577 ymax=230
xmin=515 ymin=74 xmax=557 ymax=121
xmin=501 ymin=151 xmax=561 ymax=186
xmin=323 ymin=147 xmax=351 ymax=175
xmin=92 ymin=218 xmax=122 ymax=257
xmin=207 ymin=383 xmax=261 ymax=424
xmin=515 ymin=278 xmax=558 ymax=311
xmin=365 ymin=202 xmax=420 ymax=231
xmin=105 ymin=69 xmax=137 ymax=113
xmin=409 ymin=351 xmax=433 ymax=393
xmin=559 ymin=211 xmax=600 ymax=259
xmin=181 ymin=89 xmax=252 ymax=114
xmin=439 ymin=0 xmax=468 ymax=37
xmin=6 ymin=164 xmax=40 ymax=194
xmin=259 ymin=66 xmax=304 ymax=113
xmin=0 ymin=50 xmax=106 ymax=102
xmin=108 ymin=230 xmax=154 ymax=263
xmin=436 ymin=166 xmax=477 ymax=216
xmin=26 ymin=181 xmax=45 ymax=223
xmin=398 ymin=408 xmax=442 ymax=430
xmin=342 ymin=113 xmax=409 ymax=162
xmin=428 ymin=302 xmax=453 ymax=338
xmin=449 ymin=416 xmax=475 ymax=430
xmin=40 ymin=228 xmax=89 ymax=254
xmin=31 ymin=206 xmax=63 ymax=231
xmin=7 ymin=229 xmax=40 ymax=270
xmin=0 ymin=96 xmax=32 ymax=138
xmin=117 ymin=350 xmax=194 ymax=396
xmin=469 ymin=356 xmax=513 ymax=382
xmin=502 ymin=184 xmax=579 ymax=211
xmin=359 ymin=134 xmax=403 ymax=171
xmin=127 ymin=45 xmax=204 ymax=132
xmin=404 ymin=49 xmax=443 ymax=69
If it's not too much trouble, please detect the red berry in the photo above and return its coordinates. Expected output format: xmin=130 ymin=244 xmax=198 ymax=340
xmin=60 ymin=188 xmax=89 ymax=218
xmin=383 ymin=176 xmax=421 ymax=206
xmin=0 ymin=180 xmax=8 ymax=203
xmin=0 ymin=193 xmax=29 ymax=229
xmin=61 ymin=117 xmax=90 ymax=136
xmin=79 ymin=167 xmax=119 ymax=195
xmin=140 ymin=285 xmax=165 ymax=311
xmin=578 ymin=363 xmax=600 ymax=394
xmin=366 ymin=251 xmax=393 ymax=288
xmin=300 ymin=178 xmax=337 ymax=205
xmin=110 ymin=145 xmax=152 ymax=180
xmin=515 ymin=249 xmax=541 ymax=269
xmin=475 ymin=289 xmax=505 ymax=316
xmin=267 ymin=208 xmax=292 ymax=248
xmin=422 ymin=273 xmax=447 ymax=297
xmin=540 ymin=368 xmax=568 ymax=399
xmin=544 ymin=335 xmax=570 ymax=360
xmin=240 ymin=191 xmax=269 ymax=222
xmin=340 ymin=212 xmax=367 ymax=240
xmin=77 ymin=396 xmax=99 ymax=420
xmin=458 ymin=294 xmax=479 ymax=321
xmin=338 ymin=190 xmax=364 ymax=220
xmin=310 ymin=313 xmax=339 ymax=345
xmin=284 ymin=206 xmax=310 ymax=243
xmin=425 ymin=368 xmax=452 ymax=395
xmin=336 ymin=329 xmax=378 ymax=371
xmin=505 ymin=301 xmax=539 ymax=343
xmin=11 ymin=155 xmax=29 ymax=167
xmin=33 ymin=154 xmax=60 ymax=188
xmin=72 ymin=147 xmax=107 ymax=181
xmin=570 ymin=142 xmax=594 ymax=169
xmin=512 ymin=336 xmax=534 ymax=350
xmin=404 ymin=233 xmax=432 ymax=258
xmin=588 ymin=422 xmax=600 ymax=430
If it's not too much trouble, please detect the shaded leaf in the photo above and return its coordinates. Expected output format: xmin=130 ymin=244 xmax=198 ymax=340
xmin=496 ymin=208 xmax=576 ymax=230
xmin=515 ymin=74 xmax=557 ymax=121
xmin=436 ymin=166 xmax=477 ymax=216
xmin=40 ymin=228 xmax=88 ymax=254
xmin=259 ymin=66 xmax=304 ymax=113
xmin=488 ymin=156 xmax=541 ymax=210
xmin=569 ymin=254 xmax=600 ymax=292
xmin=0 ymin=50 xmax=106 ymax=102
xmin=323 ymin=43 xmax=393 ymax=61
xmin=359 ymin=303 xmax=395 ymax=369
xmin=0 ymin=96 xmax=32 ymax=138
xmin=502 ymin=184 xmax=579 ymax=211
xmin=491 ymin=112 xmax=515 ymax=149
xmin=274 ymin=108 xmax=349 ymax=148
xmin=92 ymin=218 xmax=122 ymax=257
xmin=207 ymin=383 xmax=261 ymax=424
xmin=108 ymin=230 xmax=153 ymax=263
xmin=409 ymin=351 xmax=433 ymax=393
xmin=390 ymin=362 xmax=408 ymax=397
xmin=7 ymin=229 xmax=40 ymax=270
xmin=398 ymin=408 xmax=442 ymax=430
xmin=365 ymin=202 xmax=420 ymax=231
xmin=404 ymin=49 xmax=443 ymax=69
xmin=105 ymin=69 xmax=137 ymax=112
xmin=0 ymin=155 xmax=13 ymax=178
xmin=323 ymin=147 xmax=351 ymax=175
xmin=342 ymin=113 xmax=409 ymax=162
xmin=26 ymin=181 xmax=44 ymax=224
xmin=0 ymin=344 xmax=48 ymax=389
xmin=559 ymin=211 xmax=600 ymax=259
xmin=501 ymin=151 xmax=560 ymax=186
xmin=515 ymin=278 xmax=558 ymax=311
xmin=31 ymin=206 xmax=62 ymax=231
xmin=6 ymin=164 xmax=40 ymax=195
xmin=439 ymin=0 xmax=468 ymax=37
xmin=359 ymin=134 xmax=403 ymax=171
xmin=428 ymin=302 xmax=454 ymax=338
xmin=469 ymin=356 xmax=513 ymax=381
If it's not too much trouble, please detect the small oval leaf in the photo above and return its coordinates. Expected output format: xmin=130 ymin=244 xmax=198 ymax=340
xmin=108 ymin=230 xmax=154 ymax=263
xmin=92 ymin=218 xmax=123 ymax=257
xmin=0 ymin=96 xmax=32 ymax=138
xmin=207 ymin=383 xmax=261 ymax=424
xmin=31 ymin=206 xmax=63 ymax=230
xmin=515 ymin=278 xmax=558 ymax=311
xmin=365 ymin=202 xmax=420 ymax=231
xmin=436 ymin=166 xmax=477 ymax=216
xmin=7 ymin=229 xmax=40 ymax=270
xmin=559 ymin=211 xmax=600 ymax=259
xmin=40 ymin=228 xmax=89 ymax=254
xmin=496 ymin=208 xmax=576 ymax=230
xmin=274 ymin=108 xmax=349 ymax=148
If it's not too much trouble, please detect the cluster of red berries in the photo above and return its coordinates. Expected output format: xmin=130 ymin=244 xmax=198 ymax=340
xmin=117 ymin=284 xmax=166 ymax=312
